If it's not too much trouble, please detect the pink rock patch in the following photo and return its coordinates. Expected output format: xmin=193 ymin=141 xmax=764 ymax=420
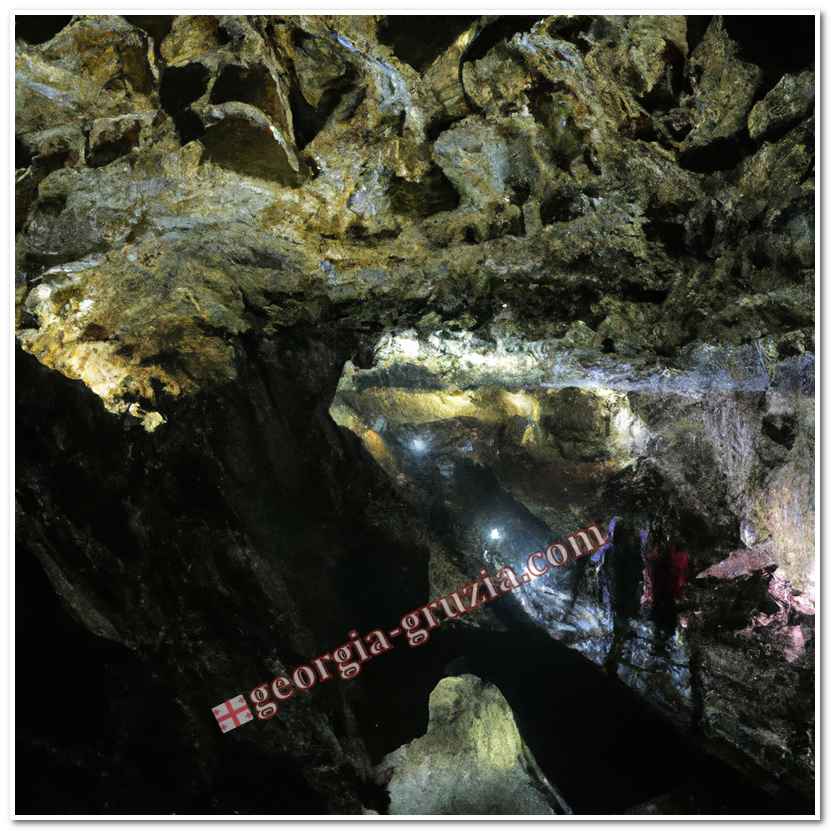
xmin=696 ymin=540 xmax=776 ymax=580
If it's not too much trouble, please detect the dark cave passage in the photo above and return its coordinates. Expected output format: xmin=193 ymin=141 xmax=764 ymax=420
xmin=722 ymin=15 xmax=815 ymax=92
xmin=445 ymin=628 xmax=807 ymax=814
xmin=331 ymin=436 xmax=807 ymax=814
xmin=330 ymin=354 xmax=813 ymax=815
xmin=17 ymin=515 xmax=811 ymax=815
xmin=348 ymin=613 xmax=809 ymax=815
xmin=16 ymin=331 xmax=814 ymax=815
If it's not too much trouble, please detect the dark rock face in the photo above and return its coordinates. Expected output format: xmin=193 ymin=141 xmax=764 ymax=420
xmin=17 ymin=342 xmax=393 ymax=813
xmin=16 ymin=14 xmax=814 ymax=815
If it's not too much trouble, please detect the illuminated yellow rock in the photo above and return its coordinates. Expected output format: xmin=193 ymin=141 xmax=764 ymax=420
xmin=377 ymin=674 xmax=570 ymax=814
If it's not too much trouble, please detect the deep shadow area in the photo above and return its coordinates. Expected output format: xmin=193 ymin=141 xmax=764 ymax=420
xmin=123 ymin=15 xmax=174 ymax=45
xmin=685 ymin=15 xmax=713 ymax=55
xmin=159 ymin=63 xmax=210 ymax=145
xmin=16 ymin=542 xmax=339 ymax=814
xmin=15 ymin=15 xmax=72 ymax=44
xmin=462 ymin=16 xmax=545 ymax=65
xmin=349 ymin=609 xmax=811 ymax=814
xmin=723 ymin=16 xmax=814 ymax=93
xmin=16 ymin=541 xmax=197 ymax=814
xmin=15 ymin=347 xmax=366 ymax=815
xmin=15 ymin=343 xmax=389 ymax=815
xmin=453 ymin=626 xmax=809 ymax=814
xmin=389 ymin=166 xmax=461 ymax=218
xmin=378 ymin=16 xmax=479 ymax=72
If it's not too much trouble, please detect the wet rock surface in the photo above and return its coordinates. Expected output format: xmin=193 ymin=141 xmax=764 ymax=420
xmin=15 ymin=14 xmax=814 ymax=814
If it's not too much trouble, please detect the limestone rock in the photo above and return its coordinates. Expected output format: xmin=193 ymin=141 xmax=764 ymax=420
xmin=377 ymin=675 xmax=571 ymax=814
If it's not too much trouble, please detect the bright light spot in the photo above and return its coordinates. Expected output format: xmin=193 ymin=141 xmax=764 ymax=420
xmin=396 ymin=336 xmax=420 ymax=359
xmin=490 ymin=528 xmax=502 ymax=541
xmin=410 ymin=437 xmax=427 ymax=453
xmin=128 ymin=403 xmax=166 ymax=433
xmin=611 ymin=400 xmax=650 ymax=454
xmin=501 ymin=390 xmax=538 ymax=419
xmin=32 ymin=284 xmax=52 ymax=302
xmin=78 ymin=298 xmax=94 ymax=314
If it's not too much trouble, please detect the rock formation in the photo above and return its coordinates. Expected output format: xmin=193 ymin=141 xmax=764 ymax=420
xmin=376 ymin=674 xmax=571 ymax=814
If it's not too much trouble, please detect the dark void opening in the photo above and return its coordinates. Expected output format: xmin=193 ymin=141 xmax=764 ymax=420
xmin=210 ymin=64 xmax=282 ymax=124
xmin=620 ymin=282 xmax=671 ymax=304
xmin=723 ymin=15 xmax=814 ymax=92
xmin=159 ymin=63 xmax=210 ymax=144
xmin=541 ymin=192 xmax=581 ymax=225
xmin=88 ymin=124 xmax=142 ymax=169
xmin=685 ymin=15 xmax=713 ymax=54
xmin=15 ymin=15 xmax=72 ymax=44
xmin=679 ymin=134 xmax=751 ymax=174
xmin=449 ymin=626 xmax=807 ymax=814
xmin=639 ymin=41 xmax=686 ymax=112
xmin=644 ymin=214 xmax=688 ymax=257
xmin=762 ymin=412 xmax=798 ymax=450
xmin=462 ymin=15 xmax=545 ymax=64
xmin=289 ymin=67 xmax=359 ymax=149
xmin=389 ymin=166 xmax=460 ymax=218
xmin=15 ymin=136 xmax=33 ymax=170
xmin=378 ymin=15 xmax=479 ymax=73
xmin=123 ymin=15 xmax=174 ymax=45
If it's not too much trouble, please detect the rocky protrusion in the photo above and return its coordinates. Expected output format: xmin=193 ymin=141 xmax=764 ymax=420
xmin=376 ymin=674 xmax=571 ymax=815
xmin=748 ymin=71 xmax=815 ymax=141
xmin=196 ymin=101 xmax=303 ymax=184
xmin=681 ymin=16 xmax=762 ymax=162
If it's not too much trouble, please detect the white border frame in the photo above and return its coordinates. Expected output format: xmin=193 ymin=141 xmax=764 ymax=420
xmin=4 ymin=5 xmax=822 ymax=825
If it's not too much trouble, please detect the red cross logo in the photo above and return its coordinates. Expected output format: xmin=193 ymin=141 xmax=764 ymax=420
xmin=212 ymin=694 xmax=254 ymax=733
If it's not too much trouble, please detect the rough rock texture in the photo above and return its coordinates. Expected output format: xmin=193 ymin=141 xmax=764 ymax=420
xmin=333 ymin=332 xmax=815 ymax=800
xmin=16 ymin=14 xmax=814 ymax=814
xmin=748 ymin=71 xmax=814 ymax=141
xmin=376 ymin=674 xmax=570 ymax=814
